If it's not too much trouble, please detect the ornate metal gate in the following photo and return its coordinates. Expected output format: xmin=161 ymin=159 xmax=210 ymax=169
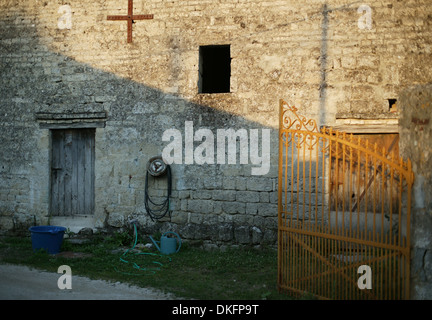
xmin=277 ymin=99 xmax=414 ymax=299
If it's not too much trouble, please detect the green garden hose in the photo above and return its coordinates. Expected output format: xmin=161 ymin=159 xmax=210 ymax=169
xmin=114 ymin=223 xmax=171 ymax=276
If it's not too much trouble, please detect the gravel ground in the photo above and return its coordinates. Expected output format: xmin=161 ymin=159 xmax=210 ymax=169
xmin=0 ymin=264 xmax=176 ymax=300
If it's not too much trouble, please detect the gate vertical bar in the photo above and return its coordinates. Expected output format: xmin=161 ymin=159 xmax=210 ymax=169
xmin=278 ymin=99 xmax=284 ymax=291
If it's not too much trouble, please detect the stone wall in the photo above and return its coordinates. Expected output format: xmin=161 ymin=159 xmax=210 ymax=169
xmin=1 ymin=0 xmax=432 ymax=247
xmin=399 ymin=84 xmax=432 ymax=299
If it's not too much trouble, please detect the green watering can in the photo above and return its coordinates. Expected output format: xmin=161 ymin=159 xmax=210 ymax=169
xmin=149 ymin=231 xmax=182 ymax=255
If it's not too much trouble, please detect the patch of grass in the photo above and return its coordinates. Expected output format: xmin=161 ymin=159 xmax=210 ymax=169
xmin=0 ymin=235 xmax=292 ymax=300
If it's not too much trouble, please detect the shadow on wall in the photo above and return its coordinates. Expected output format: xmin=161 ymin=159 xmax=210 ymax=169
xmin=0 ymin=10 xmax=279 ymax=245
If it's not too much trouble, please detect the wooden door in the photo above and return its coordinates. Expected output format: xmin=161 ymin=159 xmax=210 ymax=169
xmin=50 ymin=129 xmax=95 ymax=216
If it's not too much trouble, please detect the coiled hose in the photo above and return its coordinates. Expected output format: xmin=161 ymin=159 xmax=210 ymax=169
xmin=114 ymin=223 xmax=171 ymax=276
xmin=144 ymin=165 xmax=172 ymax=221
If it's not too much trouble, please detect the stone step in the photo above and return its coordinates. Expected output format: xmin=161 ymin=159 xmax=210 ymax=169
xmin=49 ymin=215 xmax=95 ymax=234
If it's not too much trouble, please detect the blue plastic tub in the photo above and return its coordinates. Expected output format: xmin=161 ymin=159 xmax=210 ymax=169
xmin=29 ymin=226 xmax=66 ymax=254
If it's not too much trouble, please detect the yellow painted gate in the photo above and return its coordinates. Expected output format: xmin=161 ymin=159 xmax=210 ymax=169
xmin=277 ymin=99 xmax=414 ymax=299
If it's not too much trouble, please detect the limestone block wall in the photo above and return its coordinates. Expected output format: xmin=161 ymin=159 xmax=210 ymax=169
xmin=1 ymin=0 xmax=432 ymax=246
xmin=399 ymin=84 xmax=432 ymax=300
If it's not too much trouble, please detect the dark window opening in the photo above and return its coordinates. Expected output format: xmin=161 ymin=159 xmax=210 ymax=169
xmin=198 ymin=45 xmax=231 ymax=94
xmin=388 ymin=99 xmax=397 ymax=112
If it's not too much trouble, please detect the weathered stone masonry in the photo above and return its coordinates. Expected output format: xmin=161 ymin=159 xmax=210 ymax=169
xmin=0 ymin=0 xmax=431 ymax=262
xmin=399 ymin=84 xmax=432 ymax=299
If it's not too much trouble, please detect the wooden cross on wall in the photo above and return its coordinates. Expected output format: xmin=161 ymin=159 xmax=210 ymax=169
xmin=107 ymin=0 xmax=153 ymax=43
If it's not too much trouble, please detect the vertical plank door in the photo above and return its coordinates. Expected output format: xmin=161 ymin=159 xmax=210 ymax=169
xmin=51 ymin=129 xmax=95 ymax=216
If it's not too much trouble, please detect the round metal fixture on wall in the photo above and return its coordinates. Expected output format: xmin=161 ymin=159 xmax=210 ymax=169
xmin=147 ymin=156 xmax=167 ymax=177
